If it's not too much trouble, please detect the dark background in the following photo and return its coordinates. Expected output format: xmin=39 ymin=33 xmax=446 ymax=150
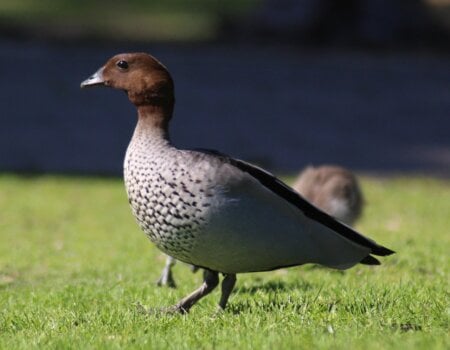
xmin=1 ymin=0 xmax=449 ymax=176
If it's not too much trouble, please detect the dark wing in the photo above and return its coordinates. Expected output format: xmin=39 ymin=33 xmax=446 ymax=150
xmin=195 ymin=148 xmax=395 ymax=260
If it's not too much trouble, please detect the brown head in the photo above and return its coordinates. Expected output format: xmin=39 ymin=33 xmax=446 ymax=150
xmin=81 ymin=53 xmax=175 ymax=123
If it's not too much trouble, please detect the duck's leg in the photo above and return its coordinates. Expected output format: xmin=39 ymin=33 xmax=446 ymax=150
xmin=156 ymin=255 xmax=177 ymax=288
xmin=218 ymin=273 xmax=237 ymax=310
xmin=170 ymin=269 xmax=219 ymax=314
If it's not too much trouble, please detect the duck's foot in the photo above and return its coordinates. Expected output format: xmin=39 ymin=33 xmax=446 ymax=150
xmin=134 ymin=302 xmax=187 ymax=316
xmin=218 ymin=273 xmax=237 ymax=310
xmin=156 ymin=255 xmax=177 ymax=288
xmin=156 ymin=270 xmax=177 ymax=288
xmin=140 ymin=270 xmax=237 ymax=315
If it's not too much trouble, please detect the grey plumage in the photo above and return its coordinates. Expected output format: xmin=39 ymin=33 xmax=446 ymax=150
xmin=126 ymin=134 xmax=388 ymax=274
xmin=158 ymin=165 xmax=365 ymax=287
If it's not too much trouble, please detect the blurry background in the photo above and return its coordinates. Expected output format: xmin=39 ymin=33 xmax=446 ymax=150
xmin=1 ymin=0 xmax=449 ymax=176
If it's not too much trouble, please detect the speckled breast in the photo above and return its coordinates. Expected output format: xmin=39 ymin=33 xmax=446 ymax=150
xmin=123 ymin=145 xmax=214 ymax=263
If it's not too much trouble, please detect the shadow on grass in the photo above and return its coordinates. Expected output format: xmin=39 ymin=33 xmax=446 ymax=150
xmin=223 ymin=279 xmax=321 ymax=315
xmin=235 ymin=279 xmax=314 ymax=296
xmin=390 ymin=323 xmax=423 ymax=332
xmin=227 ymin=296 xmax=309 ymax=315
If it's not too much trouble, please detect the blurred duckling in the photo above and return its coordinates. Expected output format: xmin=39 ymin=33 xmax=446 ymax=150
xmin=292 ymin=165 xmax=364 ymax=226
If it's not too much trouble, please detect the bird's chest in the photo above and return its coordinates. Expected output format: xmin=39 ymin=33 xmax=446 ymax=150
xmin=123 ymin=150 xmax=212 ymax=261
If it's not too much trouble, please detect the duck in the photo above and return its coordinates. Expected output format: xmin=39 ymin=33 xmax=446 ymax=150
xmin=293 ymin=165 xmax=364 ymax=226
xmin=81 ymin=52 xmax=394 ymax=314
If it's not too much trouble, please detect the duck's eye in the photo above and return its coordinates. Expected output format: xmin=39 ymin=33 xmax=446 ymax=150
xmin=116 ymin=60 xmax=129 ymax=70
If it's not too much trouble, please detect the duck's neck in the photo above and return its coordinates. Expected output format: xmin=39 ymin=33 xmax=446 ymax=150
xmin=133 ymin=105 xmax=172 ymax=145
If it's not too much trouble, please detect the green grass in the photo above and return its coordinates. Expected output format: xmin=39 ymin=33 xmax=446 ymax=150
xmin=0 ymin=0 xmax=260 ymax=42
xmin=0 ymin=174 xmax=448 ymax=349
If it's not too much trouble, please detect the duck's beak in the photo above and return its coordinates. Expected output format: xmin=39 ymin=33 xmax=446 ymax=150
xmin=80 ymin=67 xmax=105 ymax=88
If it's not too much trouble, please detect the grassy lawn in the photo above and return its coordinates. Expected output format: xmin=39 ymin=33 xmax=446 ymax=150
xmin=0 ymin=174 xmax=448 ymax=349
